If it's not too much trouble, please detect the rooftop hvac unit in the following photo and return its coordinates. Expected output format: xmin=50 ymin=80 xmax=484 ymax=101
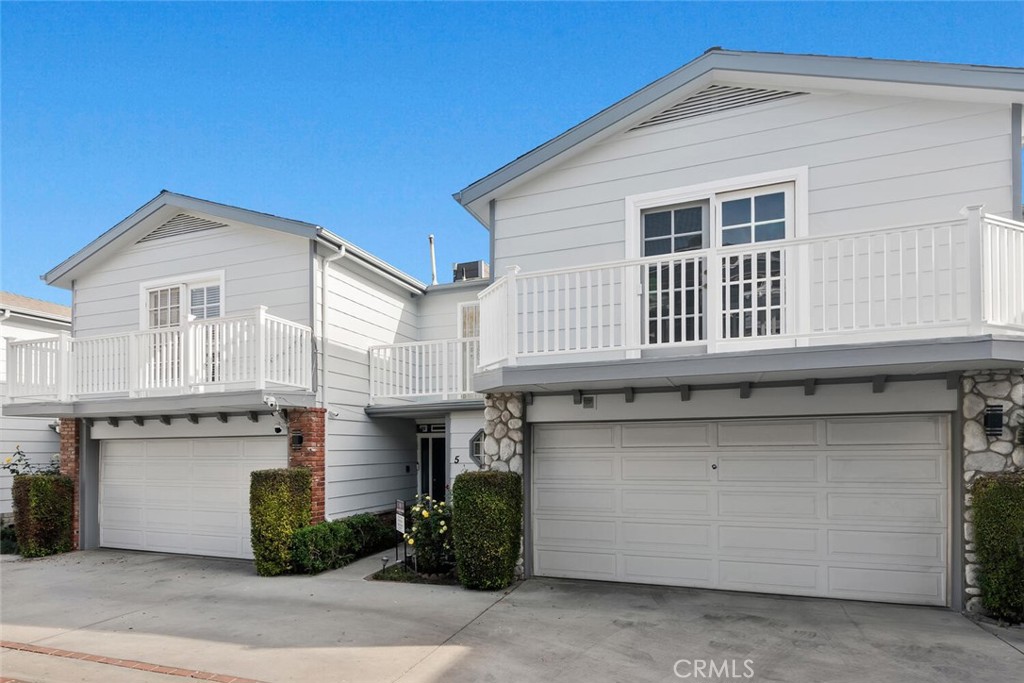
xmin=452 ymin=260 xmax=490 ymax=282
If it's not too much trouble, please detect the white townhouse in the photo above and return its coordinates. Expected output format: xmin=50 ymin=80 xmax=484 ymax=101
xmin=452 ymin=50 xmax=1024 ymax=610
xmin=1 ymin=292 xmax=72 ymax=518
xmin=5 ymin=192 xmax=488 ymax=560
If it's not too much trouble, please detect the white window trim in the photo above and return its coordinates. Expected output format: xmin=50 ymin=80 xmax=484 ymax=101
xmin=624 ymin=167 xmax=809 ymax=259
xmin=138 ymin=270 xmax=226 ymax=329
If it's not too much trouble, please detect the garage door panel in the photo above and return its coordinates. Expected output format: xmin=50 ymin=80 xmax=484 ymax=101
xmin=623 ymin=554 xmax=713 ymax=584
xmin=621 ymin=423 xmax=711 ymax=448
xmin=101 ymin=483 xmax=145 ymax=504
xmin=534 ymin=487 xmax=616 ymax=513
xmin=622 ymin=489 xmax=710 ymax=515
xmin=719 ymin=560 xmax=820 ymax=590
xmin=621 ymin=521 xmax=711 ymax=550
xmin=827 ymin=529 xmax=945 ymax=563
xmin=535 ymin=549 xmax=617 ymax=579
xmin=716 ymin=456 xmax=817 ymax=482
xmin=535 ymin=456 xmax=614 ymax=481
xmin=621 ymin=456 xmax=710 ymax=481
xmin=101 ymin=505 xmax=143 ymax=525
xmin=718 ymin=420 xmax=819 ymax=447
xmin=100 ymin=437 xmax=285 ymax=560
xmin=534 ymin=425 xmax=615 ymax=449
xmin=535 ymin=518 xmax=616 ymax=546
xmin=827 ymin=567 xmax=944 ymax=601
xmin=827 ymin=493 xmax=944 ymax=523
xmin=193 ymin=460 xmax=244 ymax=480
xmin=719 ymin=525 xmax=819 ymax=554
xmin=826 ymin=416 xmax=945 ymax=447
xmin=718 ymin=491 xmax=818 ymax=519
xmin=533 ymin=415 xmax=950 ymax=606
xmin=826 ymin=454 xmax=944 ymax=484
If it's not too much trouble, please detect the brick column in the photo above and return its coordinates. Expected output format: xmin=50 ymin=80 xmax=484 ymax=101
xmin=961 ymin=369 xmax=1024 ymax=612
xmin=287 ymin=407 xmax=326 ymax=523
xmin=58 ymin=417 xmax=81 ymax=550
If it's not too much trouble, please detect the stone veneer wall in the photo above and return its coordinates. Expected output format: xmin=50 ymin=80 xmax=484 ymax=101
xmin=482 ymin=392 xmax=526 ymax=577
xmin=481 ymin=393 xmax=525 ymax=474
xmin=961 ymin=369 xmax=1024 ymax=613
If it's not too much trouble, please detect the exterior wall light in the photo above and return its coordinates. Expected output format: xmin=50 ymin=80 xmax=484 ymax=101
xmin=983 ymin=405 xmax=1004 ymax=437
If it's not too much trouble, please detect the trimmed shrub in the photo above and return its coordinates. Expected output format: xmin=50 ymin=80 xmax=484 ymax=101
xmin=452 ymin=471 xmax=522 ymax=590
xmin=972 ymin=471 xmax=1024 ymax=623
xmin=403 ymin=495 xmax=454 ymax=574
xmin=292 ymin=520 xmax=356 ymax=574
xmin=345 ymin=513 xmax=397 ymax=556
xmin=250 ymin=468 xmax=311 ymax=576
xmin=12 ymin=474 xmax=74 ymax=557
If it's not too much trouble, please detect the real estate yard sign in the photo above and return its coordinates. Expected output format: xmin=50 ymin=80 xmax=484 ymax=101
xmin=396 ymin=499 xmax=406 ymax=534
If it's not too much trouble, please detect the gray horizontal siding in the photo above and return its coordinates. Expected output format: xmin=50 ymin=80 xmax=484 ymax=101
xmin=493 ymin=92 xmax=1014 ymax=273
xmin=73 ymin=224 xmax=311 ymax=336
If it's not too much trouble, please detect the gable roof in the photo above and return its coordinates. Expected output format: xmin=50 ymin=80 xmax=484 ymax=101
xmin=0 ymin=291 xmax=71 ymax=323
xmin=453 ymin=48 xmax=1024 ymax=226
xmin=43 ymin=191 xmax=426 ymax=291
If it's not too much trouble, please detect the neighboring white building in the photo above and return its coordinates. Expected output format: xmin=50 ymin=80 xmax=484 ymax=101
xmin=1 ymin=292 xmax=72 ymax=517
xmin=451 ymin=50 xmax=1024 ymax=611
xmin=5 ymin=192 xmax=486 ymax=559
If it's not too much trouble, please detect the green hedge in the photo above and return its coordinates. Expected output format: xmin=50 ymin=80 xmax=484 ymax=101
xmin=292 ymin=521 xmax=355 ymax=574
xmin=12 ymin=474 xmax=74 ymax=557
xmin=250 ymin=468 xmax=311 ymax=576
xmin=452 ymin=471 xmax=522 ymax=590
xmin=291 ymin=513 xmax=397 ymax=575
xmin=972 ymin=471 xmax=1024 ymax=623
xmin=345 ymin=513 xmax=397 ymax=556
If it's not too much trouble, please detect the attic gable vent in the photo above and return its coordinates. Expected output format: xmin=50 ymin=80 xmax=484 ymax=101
xmin=630 ymin=84 xmax=806 ymax=131
xmin=138 ymin=213 xmax=228 ymax=243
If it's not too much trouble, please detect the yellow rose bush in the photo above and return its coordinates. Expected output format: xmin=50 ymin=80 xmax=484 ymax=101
xmin=402 ymin=494 xmax=454 ymax=574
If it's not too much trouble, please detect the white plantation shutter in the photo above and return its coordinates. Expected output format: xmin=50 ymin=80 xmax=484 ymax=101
xmin=190 ymin=285 xmax=221 ymax=320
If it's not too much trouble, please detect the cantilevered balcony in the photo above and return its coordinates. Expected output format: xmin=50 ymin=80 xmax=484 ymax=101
xmin=6 ymin=307 xmax=313 ymax=403
xmin=477 ymin=211 xmax=1024 ymax=370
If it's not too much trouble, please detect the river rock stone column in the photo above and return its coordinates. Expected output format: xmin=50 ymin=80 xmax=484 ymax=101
xmin=482 ymin=393 xmax=525 ymax=474
xmin=482 ymin=392 xmax=526 ymax=577
xmin=961 ymin=369 xmax=1024 ymax=612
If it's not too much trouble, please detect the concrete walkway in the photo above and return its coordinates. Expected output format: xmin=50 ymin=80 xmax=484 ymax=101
xmin=2 ymin=550 xmax=1021 ymax=682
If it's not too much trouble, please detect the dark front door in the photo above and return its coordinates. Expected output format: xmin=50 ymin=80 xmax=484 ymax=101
xmin=418 ymin=435 xmax=446 ymax=501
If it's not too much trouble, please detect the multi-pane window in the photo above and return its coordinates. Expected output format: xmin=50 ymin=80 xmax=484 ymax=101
xmin=720 ymin=189 xmax=787 ymax=246
xmin=459 ymin=302 xmax=480 ymax=338
xmin=469 ymin=429 xmax=485 ymax=467
xmin=147 ymin=286 xmax=181 ymax=328
xmin=642 ymin=203 xmax=707 ymax=256
xmin=190 ymin=285 xmax=221 ymax=320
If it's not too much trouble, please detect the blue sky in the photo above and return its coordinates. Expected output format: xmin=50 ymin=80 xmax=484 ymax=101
xmin=2 ymin=2 xmax=1022 ymax=304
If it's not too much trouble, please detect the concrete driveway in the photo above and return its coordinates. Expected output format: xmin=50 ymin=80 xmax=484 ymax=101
xmin=1 ymin=550 xmax=1021 ymax=683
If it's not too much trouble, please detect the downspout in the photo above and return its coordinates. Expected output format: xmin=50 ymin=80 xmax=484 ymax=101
xmin=320 ymin=246 xmax=347 ymax=408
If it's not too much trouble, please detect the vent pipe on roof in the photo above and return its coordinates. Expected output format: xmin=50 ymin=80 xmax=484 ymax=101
xmin=428 ymin=234 xmax=438 ymax=286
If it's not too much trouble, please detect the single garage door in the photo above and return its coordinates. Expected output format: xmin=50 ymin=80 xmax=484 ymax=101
xmin=532 ymin=415 xmax=949 ymax=605
xmin=100 ymin=437 xmax=287 ymax=559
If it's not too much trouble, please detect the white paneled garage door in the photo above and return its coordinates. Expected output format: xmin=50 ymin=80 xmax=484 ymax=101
xmin=100 ymin=437 xmax=287 ymax=559
xmin=532 ymin=415 xmax=950 ymax=605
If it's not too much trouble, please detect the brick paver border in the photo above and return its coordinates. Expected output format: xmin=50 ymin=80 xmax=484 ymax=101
xmin=1 ymin=641 xmax=267 ymax=683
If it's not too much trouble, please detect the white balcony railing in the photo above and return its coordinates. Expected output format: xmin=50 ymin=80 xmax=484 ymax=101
xmin=478 ymin=210 xmax=1024 ymax=369
xmin=7 ymin=307 xmax=313 ymax=402
xmin=369 ymin=338 xmax=480 ymax=402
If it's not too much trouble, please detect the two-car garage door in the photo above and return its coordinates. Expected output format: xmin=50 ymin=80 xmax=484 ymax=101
xmin=532 ymin=415 xmax=949 ymax=606
xmin=100 ymin=437 xmax=286 ymax=559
